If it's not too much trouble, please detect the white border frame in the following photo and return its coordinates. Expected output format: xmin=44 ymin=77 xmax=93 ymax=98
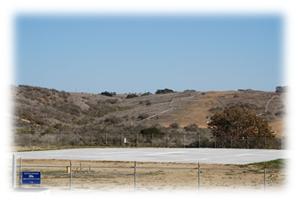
xmin=1 ymin=0 xmax=297 ymax=200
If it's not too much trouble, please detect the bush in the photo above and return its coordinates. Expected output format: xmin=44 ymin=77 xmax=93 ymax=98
xmin=53 ymin=123 xmax=63 ymax=130
xmin=208 ymin=107 xmax=222 ymax=113
xmin=14 ymin=134 xmax=40 ymax=146
xmin=101 ymin=91 xmax=116 ymax=97
xmin=169 ymin=122 xmax=179 ymax=129
xmin=275 ymin=111 xmax=284 ymax=117
xmin=126 ymin=93 xmax=138 ymax=99
xmin=16 ymin=127 xmax=35 ymax=134
xmin=275 ymin=86 xmax=287 ymax=93
xmin=137 ymin=113 xmax=150 ymax=120
xmin=140 ymin=127 xmax=163 ymax=137
xmin=104 ymin=116 xmax=121 ymax=124
xmin=56 ymin=103 xmax=81 ymax=115
xmin=141 ymin=92 xmax=152 ymax=96
xmin=184 ymin=123 xmax=198 ymax=132
xmin=183 ymin=89 xmax=196 ymax=93
xmin=105 ymin=99 xmax=118 ymax=104
xmin=139 ymin=100 xmax=151 ymax=106
xmin=155 ymin=88 xmax=174 ymax=94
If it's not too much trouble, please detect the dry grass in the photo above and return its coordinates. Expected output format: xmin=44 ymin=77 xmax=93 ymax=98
xmin=161 ymin=91 xmax=284 ymax=136
xmin=269 ymin=120 xmax=284 ymax=138
xmin=16 ymin=159 xmax=285 ymax=191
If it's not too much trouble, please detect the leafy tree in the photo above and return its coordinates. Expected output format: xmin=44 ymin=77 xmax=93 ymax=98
xmin=207 ymin=105 xmax=275 ymax=148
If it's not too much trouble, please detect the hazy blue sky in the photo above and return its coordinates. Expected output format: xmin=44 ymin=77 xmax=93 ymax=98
xmin=15 ymin=15 xmax=282 ymax=93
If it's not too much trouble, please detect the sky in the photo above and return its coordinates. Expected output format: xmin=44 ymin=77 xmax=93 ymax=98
xmin=15 ymin=15 xmax=282 ymax=93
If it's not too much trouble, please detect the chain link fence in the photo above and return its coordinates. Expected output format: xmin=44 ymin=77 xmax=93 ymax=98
xmin=99 ymin=133 xmax=283 ymax=149
xmin=13 ymin=159 xmax=285 ymax=190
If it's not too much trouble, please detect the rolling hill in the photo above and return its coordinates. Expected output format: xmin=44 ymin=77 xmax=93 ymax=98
xmin=13 ymin=85 xmax=285 ymax=149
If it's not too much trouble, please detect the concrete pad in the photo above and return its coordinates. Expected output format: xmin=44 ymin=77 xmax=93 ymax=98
xmin=15 ymin=148 xmax=286 ymax=164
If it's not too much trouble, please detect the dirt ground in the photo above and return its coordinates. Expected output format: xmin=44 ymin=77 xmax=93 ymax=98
xmin=16 ymin=159 xmax=286 ymax=191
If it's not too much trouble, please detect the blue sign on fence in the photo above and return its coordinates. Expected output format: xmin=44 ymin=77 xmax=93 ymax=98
xmin=22 ymin=172 xmax=41 ymax=184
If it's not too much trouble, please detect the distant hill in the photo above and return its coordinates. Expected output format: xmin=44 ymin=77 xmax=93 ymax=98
xmin=13 ymin=85 xmax=285 ymax=149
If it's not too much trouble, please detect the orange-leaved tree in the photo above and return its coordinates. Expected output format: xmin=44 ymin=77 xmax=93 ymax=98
xmin=207 ymin=105 xmax=274 ymax=148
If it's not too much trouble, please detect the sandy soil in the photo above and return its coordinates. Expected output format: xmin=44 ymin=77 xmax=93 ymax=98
xmin=15 ymin=159 xmax=285 ymax=191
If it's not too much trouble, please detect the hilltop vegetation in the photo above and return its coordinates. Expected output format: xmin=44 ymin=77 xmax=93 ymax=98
xmin=13 ymin=85 xmax=285 ymax=149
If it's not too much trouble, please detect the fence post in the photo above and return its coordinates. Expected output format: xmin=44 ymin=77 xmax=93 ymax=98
xmin=214 ymin=136 xmax=217 ymax=148
xmin=134 ymin=161 xmax=137 ymax=190
xmin=230 ymin=137 xmax=233 ymax=148
xmin=198 ymin=133 xmax=200 ymax=148
xmin=69 ymin=161 xmax=72 ymax=190
xmin=263 ymin=162 xmax=266 ymax=190
xmin=12 ymin=154 xmax=16 ymax=189
xmin=151 ymin=133 xmax=153 ymax=147
xmin=136 ymin=133 xmax=138 ymax=147
xmin=183 ymin=133 xmax=185 ymax=148
xmin=19 ymin=157 xmax=22 ymax=187
xmin=197 ymin=161 xmax=200 ymax=191
xmin=166 ymin=133 xmax=169 ymax=148
xmin=105 ymin=133 xmax=108 ymax=145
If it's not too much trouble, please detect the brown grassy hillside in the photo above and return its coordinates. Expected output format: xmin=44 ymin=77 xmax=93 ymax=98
xmin=13 ymin=85 xmax=285 ymax=148
xmin=158 ymin=91 xmax=285 ymax=137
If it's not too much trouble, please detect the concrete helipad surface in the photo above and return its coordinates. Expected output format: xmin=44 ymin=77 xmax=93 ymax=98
xmin=15 ymin=148 xmax=285 ymax=164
